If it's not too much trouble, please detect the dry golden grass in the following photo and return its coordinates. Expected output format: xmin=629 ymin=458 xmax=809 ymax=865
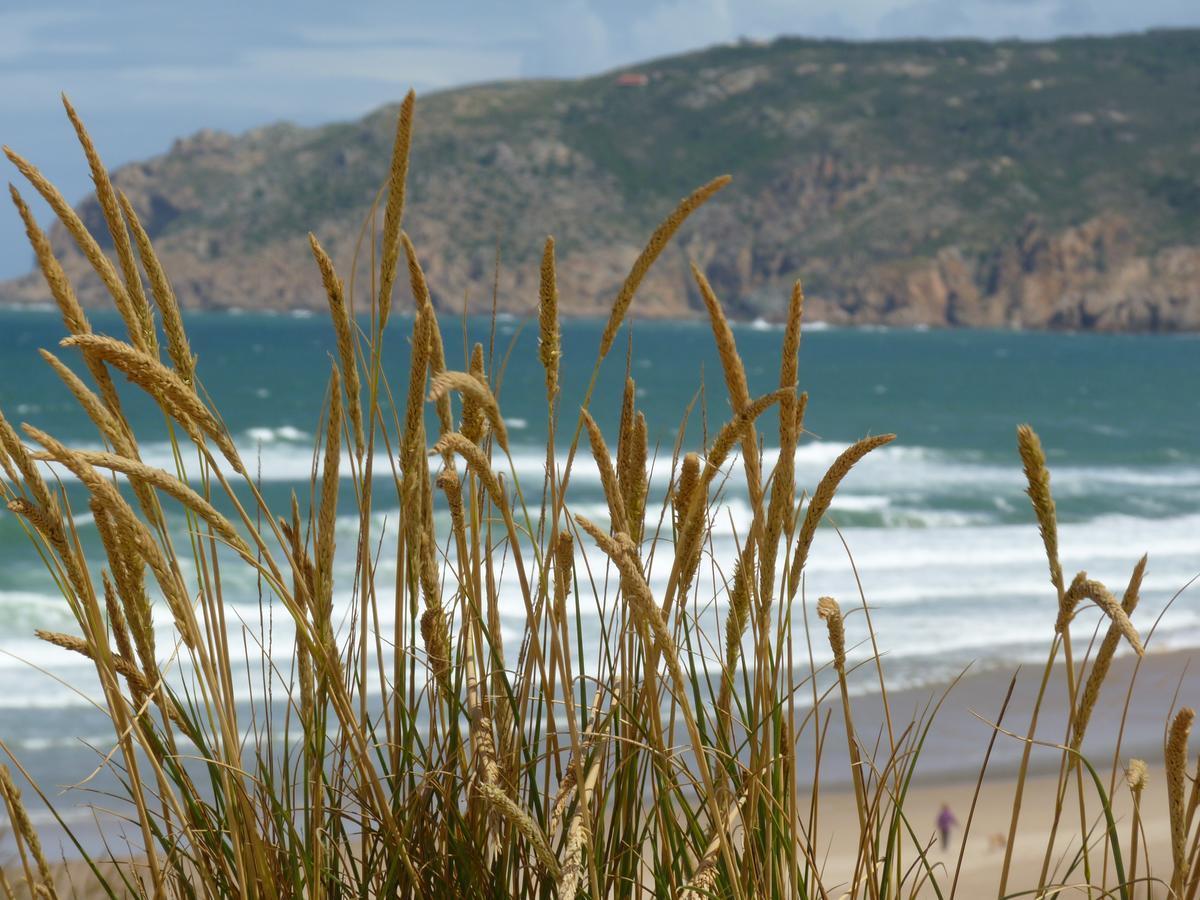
xmin=0 ymin=92 xmax=1193 ymax=900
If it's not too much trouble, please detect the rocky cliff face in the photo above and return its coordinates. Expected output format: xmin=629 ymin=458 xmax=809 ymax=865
xmin=810 ymin=215 xmax=1200 ymax=330
xmin=4 ymin=31 xmax=1200 ymax=330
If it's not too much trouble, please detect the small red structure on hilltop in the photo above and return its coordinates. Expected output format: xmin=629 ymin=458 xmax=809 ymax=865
xmin=614 ymin=72 xmax=649 ymax=87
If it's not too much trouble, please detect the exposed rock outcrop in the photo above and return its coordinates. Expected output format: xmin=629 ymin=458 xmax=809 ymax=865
xmin=4 ymin=30 xmax=1199 ymax=330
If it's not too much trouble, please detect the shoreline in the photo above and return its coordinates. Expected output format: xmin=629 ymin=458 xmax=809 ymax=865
xmin=793 ymin=646 xmax=1193 ymax=894
xmin=798 ymin=644 xmax=1198 ymax=790
xmin=4 ymin=303 xmax=1200 ymax=336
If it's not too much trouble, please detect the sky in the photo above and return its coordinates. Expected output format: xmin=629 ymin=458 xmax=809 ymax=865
xmin=1 ymin=0 xmax=1198 ymax=279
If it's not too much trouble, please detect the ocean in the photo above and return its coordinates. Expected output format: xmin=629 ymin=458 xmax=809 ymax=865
xmin=0 ymin=306 xmax=1198 ymax=828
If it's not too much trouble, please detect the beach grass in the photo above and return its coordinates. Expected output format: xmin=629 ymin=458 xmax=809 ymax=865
xmin=0 ymin=93 xmax=1194 ymax=898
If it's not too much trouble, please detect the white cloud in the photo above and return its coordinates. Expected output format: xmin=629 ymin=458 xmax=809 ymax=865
xmin=245 ymin=45 xmax=522 ymax=86
xmin=522 ymin=0 xmax=613 ymax=77
xmin=291 ymin=23 xmax=535 ymax=48
xmin=0 ymin=9 xmax=105 ymax=61
xmin=628 ymin=0 xmax=737 ymax=59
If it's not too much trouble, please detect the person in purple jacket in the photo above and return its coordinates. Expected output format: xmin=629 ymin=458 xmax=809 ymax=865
xmin=937 ymin=803 xmax=959 ymax=850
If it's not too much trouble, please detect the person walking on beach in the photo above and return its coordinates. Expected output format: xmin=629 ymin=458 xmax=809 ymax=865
xmin=937 ymin=803 xmax=958 ymax=850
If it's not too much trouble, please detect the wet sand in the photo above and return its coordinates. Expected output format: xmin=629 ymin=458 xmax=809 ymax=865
xmin=801 ymin=645 xmax=1196 ymax=895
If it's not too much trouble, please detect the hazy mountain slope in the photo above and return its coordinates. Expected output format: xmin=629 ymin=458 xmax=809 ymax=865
xmin=4 ymin=30 xmax=1200 ymax=329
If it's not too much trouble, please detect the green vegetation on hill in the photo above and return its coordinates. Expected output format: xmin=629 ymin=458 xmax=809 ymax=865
xmin=5 ymin=29 xmax=1200 ymax=328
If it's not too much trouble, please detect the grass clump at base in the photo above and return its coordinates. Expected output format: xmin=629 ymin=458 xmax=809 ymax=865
xmin=0 ymin=93 xmax=1194 ymax=898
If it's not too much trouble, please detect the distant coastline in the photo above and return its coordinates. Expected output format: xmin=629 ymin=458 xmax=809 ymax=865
xmin=5 ymin=299 xmax=1200 ymax=337
xmin=3 ymin=29 xmax=1199 ymax=331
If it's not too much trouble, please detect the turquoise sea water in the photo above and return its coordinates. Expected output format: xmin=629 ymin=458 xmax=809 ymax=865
xmin=0 ymin=307 xmax=1197 ymax=830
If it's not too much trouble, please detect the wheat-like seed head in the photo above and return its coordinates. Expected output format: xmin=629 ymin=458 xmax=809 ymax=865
xmin=0 ymin=410 xmax=59 ymax=519
xmin=722 ymin=549 xmax=754 ymax=673
xmin=401 ymin=232 xmax=452 ymax=435
xmin=4 ymin=144 xmax=146 ymax=354
xmin=780 ymin=280 xmax=804 ymax=392
xmin=761 ymin=283 xmax=806 ymax=606
xmin=419 ymin=605 xmax=451 ymax=689
xmin=678 ymin=858 xmax=719 ymax=898
xmin=309 ymin=234 xmax=364 ymax=458
xmin=1063 ymin=572 xmax=1143 ymax=656
xmin=817 ymin=596 xmax=847 ymax=673
xmin=555 ymin=761 xmax=601 ymax=900
xmin=615 ymin=378 xmax=648 ymax=545
xmin=91 ymin=503 xmax=156 ymax=676
xmin=461 ymin=343 xmax=489 ymax=444
xmin=1017 ymin=425 xmax=1065 ymax=611
xmin=2 ymin=480 xmax=90 ymax=615
xmin=279 ymin=496 xmax=316 ymax=720
xmin=1167 ymin=707 xmax=1194 ymax=894
xmin=100 ymin=571 xmax=135 ymax=674
xmin=432 ymin=432 xmax=506 ymax=511
xmin=401 ymin=306 xmax=432 ymax=467
xmin=556 ymin=811 xmax=589 ymax=900
xmin=24 ymin=424 xmax=197 ymax=648
xmin=33 ymin=446 xmax=249 ymax=557
xmin=576 ymin=520 xmax=688 ymax=720
xmin=437 ymin=467 xmax=467 ymax=541
xmin=693 ymin=264 xmax=751 ymax=408
xmin=623 ymin=411 xmax=648 ymax=545
xmin=39 ymin=348 xmax=156 ymax=518
xmin=429 ymin=371 xmax=509 ymax=453
xmin=701 ymin=389 xmax=792 ymax=481
xmin=791 ymin=434 xmax=896 ymax=588
xmin=8 ymin=185 xmax=88 ymax=337
xmin=38 ymin=350 xmax=126 ymax=452
xmin=11 ymin=184 xmax=128 ymax=419
xmin=672 ymin=391 xmax=790 ymax=604
xmin=1071 ymin=556 xmax=1148 ymax=750
xmin=118 ymin=191 xmax=195 ymax=384
xmin=617 ymin=377 xmax=635 ymax=474
xmin=795 ymin=390 xmax=809 ymax=437
xmin=315 ymin=365 xmax=342 ymax=631
xmin=693 ymin=264 xmax=763 ymax=502
xmin=717 ymin=544 xmax=756 ymax=737
xmin=581 ymin=409 xmax=628 ymax=537
xmin=5 ymin=496 xmax=51 ymax=533
xmin=5 ymin=498 xmax=72 ymax=589
xmin=62 ymin=95 xmax=155 ymax=349
xmin=477 ymin=781 xmax=561 ymax=879
xmin=61 ymin=334 xmax=243 ymax=473
xmin=678 ymin=791 xmax=742 ymax=899
xmin=377 ymin=89 xmax=415 ymax=329
xmin=469 ymin=707 xmax=501 ymax=789
xmin=35 ymin=629 xmax=182 ymax=727
xmin=0 ymin=763 xmax=55 ymax=896
xmin=673 ymin=452 xmax=701 ymax=534
xmin=599 ymin=175 xmax=731 ymax=359
xmin=0 ymin=443 xmax=18 ymax=487
xmin=1127 ymin=758 xmax=1148 ymax=793
xmin=538 ymin=236 xmax=560 ymax=404
xmin=553 ymin=531 xmax=574 ymax=621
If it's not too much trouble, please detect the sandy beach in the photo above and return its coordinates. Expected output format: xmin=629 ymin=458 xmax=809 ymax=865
xmin=795 ymin=644 xmax=1197 ymax=895
xmin=811 ymin=763 xmax=1174 ymax=896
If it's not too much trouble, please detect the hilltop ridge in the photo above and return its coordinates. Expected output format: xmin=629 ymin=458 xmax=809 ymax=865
xmin=4 ymin=29 xmax=1200 ymax=329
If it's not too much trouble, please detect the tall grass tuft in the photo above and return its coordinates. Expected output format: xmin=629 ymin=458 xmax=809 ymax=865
xmin=0 ymin=93 xmax=1193 ymax=900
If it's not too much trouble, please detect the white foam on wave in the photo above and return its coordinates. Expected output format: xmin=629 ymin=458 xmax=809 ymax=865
xmin=245 ymin=425 xmax=309 ymax=444
xmin=34 ymin=432 xmax=1200 ymax=532
xmin=8 ymin=418 xmax=1200 ymax=710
